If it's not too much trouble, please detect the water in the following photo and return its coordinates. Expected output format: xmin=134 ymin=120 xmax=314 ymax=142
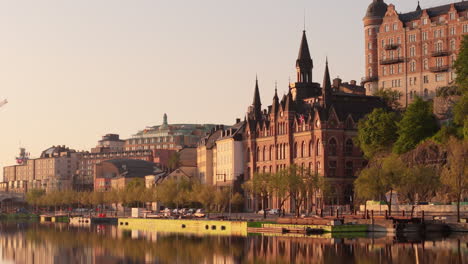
xmin=0 ymin=222 xmax=466 ymax=264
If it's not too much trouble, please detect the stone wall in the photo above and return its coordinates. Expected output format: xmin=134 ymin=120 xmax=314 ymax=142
xmin=433 ymin=95 xmax=461 ymax=124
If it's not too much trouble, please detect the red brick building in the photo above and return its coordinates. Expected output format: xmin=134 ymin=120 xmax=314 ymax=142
xmin=244 ymin=31 xmax=385 ymax=213
xmin=362 ymin=0 xmax=468 ymax=106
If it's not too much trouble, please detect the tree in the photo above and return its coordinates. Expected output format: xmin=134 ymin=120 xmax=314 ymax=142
xmin=356 ymin=108 xmax=400 ymax=158
xmin=168 ymin=152 xmax=181 ymax=171
xmin=441 ymin=138 xmax=468 ymax=222
xmin=269 ymin=170 xmax=290 ymax=216
xmin=247 ymin=172 xmax=271 ymax=218
xmin=192 ymin=183 xmax=216 ymax=211
xmin=26 ymin=189 xmax=45 ymax=212
xmin=398 ymin=165 xmax=440 ymax=216
xmin=374 ymin=88 xmax=402 ymax=110
xmin=393 ymin=97 xmax=439 ymax=154
xmin=231 ymin=192 xmax=244 ymax=212
xmin=355 ymin=155 xmax=406 ymax=215
xmin=453 ymin=35 xmax=468 ymax=93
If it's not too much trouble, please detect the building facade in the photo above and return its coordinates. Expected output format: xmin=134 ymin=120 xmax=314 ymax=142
xmin=125 ymin=113 xmax=220 ymax=152
xmin=214 ymin=123 xmax=245 ymax=186
xmin=363 ymin=0 xmax=468 ymax=106
xmin=2 ymin=146 xmax=80 ymax=193
xmin=244 ymin=31 xmax=386 ymax=213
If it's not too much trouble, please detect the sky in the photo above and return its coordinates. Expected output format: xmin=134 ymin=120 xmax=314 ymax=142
xmin=0 ymin=0 xmax=457 ymax=179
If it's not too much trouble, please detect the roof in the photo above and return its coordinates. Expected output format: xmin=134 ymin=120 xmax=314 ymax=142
xmin=102 ymin=159 xmax=162 ymax=178
xmin=365 ymin=0 xmax=388 ymax=18
xmin=399 ymin=1 xmax=468 ymax=23
xmin=40 ymin=146 xmax=76 ymax=158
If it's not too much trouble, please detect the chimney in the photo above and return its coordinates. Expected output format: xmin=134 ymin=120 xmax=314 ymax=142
xmin=236 ymin=118 xmax=241 ymax=124
xmin=350 ymin=80 xmax=357 ymax=86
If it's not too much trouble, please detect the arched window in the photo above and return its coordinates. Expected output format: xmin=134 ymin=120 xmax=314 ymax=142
xmin=346 ymin=161 xmax=354 ymax=177
xmin=294 ymin=142 xmax=298 ymax=158
xmin=329 ymin=138 xmax=337 ymax=156
xmin=301 ymin=141 xmax=305 ymax=158
xmin=345 ymin=139 xmax=353 ymax=156
xmin=450 ymin=39 xmax=456 ymax=51
xmin=315 ymin=162 xmax=321 ymax=174
xmin=316 ymin=139 xmax=321 ymax=156
xmin=269 ymin=145 xmax=273 ymax=161
xmin=256 ymin=147 xmax=260 ymax=161
xmin=262 ymin=146 xmax=266 ymax=161
xmin=423 ymin=59 xmax=429 ymax=70
xmin=284 ymin=144 xmax=288 ymax=159
xmin=309 ymin=141 xmax=313 ymax=157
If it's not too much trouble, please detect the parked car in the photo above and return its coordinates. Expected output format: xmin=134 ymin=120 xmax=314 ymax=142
xmin=257 ymin=209 xmax=269 ymax=215
xmin=194 ymin=209 xmax=205 ymax=218
xmin=268 ymin=209 xmax=280 ymax=215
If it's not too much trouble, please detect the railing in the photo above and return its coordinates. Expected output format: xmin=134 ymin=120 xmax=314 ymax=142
xmin=361 ymin=76 xmax=378 ymax=83
xmin=380 ymin=57 xmax=405 ymax=65
xmin=430 ymin=65 xmax=450 ymax=72
xmin=432 ymin=50 xmax=450 ymax=57
xmin=384 ymin=44 xmax=400 ymax=50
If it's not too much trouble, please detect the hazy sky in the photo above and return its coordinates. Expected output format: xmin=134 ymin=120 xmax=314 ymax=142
xmin=0 ymin=0 xmax=455 ymax=178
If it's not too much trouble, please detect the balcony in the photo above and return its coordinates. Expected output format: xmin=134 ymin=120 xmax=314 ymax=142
xmin=380 ymin=57 xmax=405 ymax=65
xmin=361 ymin=76 xmax=378 ymax=84
xmin=384 ymin=43 xmax=400 ymax=50
xmin=432 ymin=50 xmax=450 ymax=57
xmin=430 ymin=65 xmax=450 ymax=72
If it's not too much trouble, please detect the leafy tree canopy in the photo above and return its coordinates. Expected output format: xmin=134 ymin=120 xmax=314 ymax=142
xmin=393 ymin=97 xmax=438 ymax=154
xmin=356 ymin=108 xmax=400 ymax=159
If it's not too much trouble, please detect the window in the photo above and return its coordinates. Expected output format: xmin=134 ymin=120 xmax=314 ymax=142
xmin=423 ymin=75 xmax=429 ymax=84
xmin=368 ymin=42 xmax=372 ymax=50
xmin=309 ymin=141 xmax=313 ymax=157
xmin=410 ymin=46 xmax=416 ymax=57
xmin=423 ymin=44 xmax=428 ymax=55
xmin=450 ymin=39 xmax=456 ymax=51
xmin=412 ymin=22 xmax=418 ymax=28
xmin=436 ymin=57 xmax=444 ymax=67
xmin=398 ymin=64 xmax=402 ymax=73
xmin=464 ymin=24 xmax=468 ymax=34
xmin=409 ymin=35 xmax=416 ymax=42
xmin=434 ymin=30 xmax=439 ymax=38
xmin=381 ymin=39 xmax=385 ymax=47
xmin=345 ymin=139 xmax=353 ymax=156
xmin=436 ymin=74 xmax=445 ymax=82
xmin=450 ymin=27 xmax=456 ymax=35
xmin=439 ymin=16 xmax=445 ymax=23
xmin=423 ymin=18 xmax=428 ymax=25
xmin=345 ymin=161 xmax=354 ymax=177
xmin=390 ymin=65 xmax=394 ymax=75
xmin=422 ymin=31 xmax=428 ymax=41
xmin=410 ymin=61 xmax=416 ymax=72
xmin=435 ymin=41 xmax=443 ymax=52
xmin=393 ymin=23 xmax=398 ymax=31
xmin=328 ymin=161 xmax=337 ymax=177
xmin=385 ymin=24 xmax=390 ymax=32
xmin=316 ymin=139 xmax=321 ymax=156
xmin=450 ymin=13 xmax=455 ymax=20
xmin=301 ymin=141 xmax=305 ymax=158
xmin=368 ymin=28 xmax=372 ymax=36
xmin=423 ymin=59 xmax=429 ymax=70
xmin=410 ymin=91 xmax=414 ymax=99
xmin=368 ymin=53 xmax=372 ymax=63
xmin=383 ymin=66 xmax=387 ymax=76
xmin=328 ymin=138 xmax=337 ymax=156
xmin=424 ymin=88 xmax=429 ymax=98
xmin=451 ymin=54 xmax=457 ymax=66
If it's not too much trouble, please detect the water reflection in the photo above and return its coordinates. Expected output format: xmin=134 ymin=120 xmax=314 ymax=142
xmin=0 ymin=222 xmax=466 ymax=264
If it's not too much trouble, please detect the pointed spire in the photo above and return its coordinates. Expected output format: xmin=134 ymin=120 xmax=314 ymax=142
xmin=163 ymin=113 xmax=168 ymax=126
xmin=416 ymin=1 xmax=421 ymax=11
xmin=322 ymin=58 xmax=332 ymax=109
xmin=285 ymin=91 xmax=293 ymax=112
xmin=251 ymin=76 xmax=262 ymax=120
xmin=272 ymin=81 xmax=279 ymax=115
xmin=297 ymin=31 xmax=312 ymax=62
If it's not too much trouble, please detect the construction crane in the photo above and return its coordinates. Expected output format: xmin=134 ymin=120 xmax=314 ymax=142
xmin=0 ymin=99 xmax=7 ymax=108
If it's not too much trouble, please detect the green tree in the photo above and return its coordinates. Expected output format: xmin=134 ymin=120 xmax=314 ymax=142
xmin=441 ymin=138 xmax=468 ymax=222
xmin=231 ymin=192 xmax=244 ymax=212
xmin=374 ymin=88 xmax=402 ymax=110
xmin=269 ymin=170 xmax=290 ymax=216
xmin=355 ymin=155 xmax=406 ymax=215
xmin=393 ymin=97 xmax=438 ymax=154
xmin=356 ymin=108 xmax=400 ymax=158
xmin=245 ymin=172 xmax=271 ymax=218
xmin=25 ymin=189 xmax=45 ymax=212
xmin=453 ymin=35 xmax=468 ymax=93
xmin=192 ymin=183 xmax=216 ymax=211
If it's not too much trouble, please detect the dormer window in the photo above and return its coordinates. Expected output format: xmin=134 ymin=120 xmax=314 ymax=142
xmin=450 ymin=13 xmax=455 ymax=20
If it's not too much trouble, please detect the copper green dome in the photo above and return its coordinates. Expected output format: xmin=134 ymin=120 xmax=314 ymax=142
xmin=365 ymin=0 xmax=388 ymax=18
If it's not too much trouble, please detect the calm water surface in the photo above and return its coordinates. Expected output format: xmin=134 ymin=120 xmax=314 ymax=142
xmin=0 ymin=222 xmax=467 ymax=264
